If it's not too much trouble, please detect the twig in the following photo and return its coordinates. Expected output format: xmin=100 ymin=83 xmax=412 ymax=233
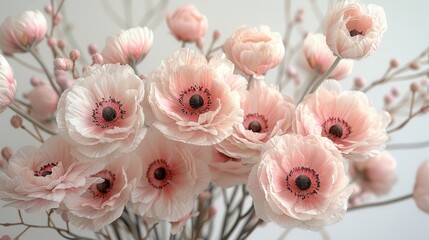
xmin=348 ymin=194 xmax=412 ymax=212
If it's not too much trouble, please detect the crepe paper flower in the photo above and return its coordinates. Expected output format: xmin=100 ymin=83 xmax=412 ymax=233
xmin=223 ymin=25 xmax=285 ymax=79
xmin=101 ymin=27 xmax=154 ymax=66
xmin=216 ymin=79 xmax=295 ymax=163
xmin=0 ymin=135 xmax=104 ymax=213
xmin=0 ymin=10 xmax=47 ymax=54
xmin=148 ymin=48 xmax=246 ymax=145
xmin=62 ymin=153 xmax=140 ymax=231
xmin=248 ymin=134 xmax=352 ymax=230
xmin=129 ymin=129 xmax=211 ymax=222
xmin=209 ymin=147 xmax=253 ymax=188
xmin=166 ymin=4 xmax=208 ymax=43
xmin=323 ymin=0 xmax=387 ymax=59
xmin=0 ymin=55 xmax=15 ymax=113
xmin=294 ymin=80 xmax=391 ymax=161
xmin=56 ymin=64 xmax=147 ymax=162
xmin=303 ymin=33 xmax=354 ymax=80
xmin=413 ymin=160 xmax=429 ymax=213
xmin=350 ymin=151 xmax=397 ymax=196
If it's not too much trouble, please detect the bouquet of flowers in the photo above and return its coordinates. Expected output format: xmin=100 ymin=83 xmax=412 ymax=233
xmin=0 ymin=0 xmax=428 ymax=239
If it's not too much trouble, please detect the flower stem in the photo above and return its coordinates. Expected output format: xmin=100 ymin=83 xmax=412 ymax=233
xmin=8 ymin=104 xmax=57 ymax=135
xmin=308 ymin=56 xmax=341 ymax=94
xmin=348 ymin=193 xmax=412 ymax=212
xmin=29 ymin=47 xmax=61 ymax=95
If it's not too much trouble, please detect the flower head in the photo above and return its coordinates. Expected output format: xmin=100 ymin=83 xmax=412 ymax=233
xmin=129 ymin=129 xmax=211 ymax=221
xmin=0 ymin=10 xmax=47 ymax=54
xmin=323 ymin=0 xmax=387 ymax=59
xmin=216 ymin=79 xmax=295 ymax=163
xmin=223 ymin=25 xmax=285 ymax=79
xmin=62 ymin=154 xmax=139 ymax=231
xmin=56 ymin=64 xmax=147 ymax=162
xmin=413 ymin=160 xmax=429 ymax=213
xmin=0 ymin=135 xmax=104 ymax=213
xmin=303 ymin=33 xmax=353 ymax=80
xmin=248 ymin=134 xmax=351 ymax=229
xmin=101 ymin=27 xmax=153 ymax=65
xmin=294 ymin=80 xmax=390 ymax=161
xmin=167 ymin=4 xmax=208 ymax=43
xmin=27 ymin=83 xmax=58 ymax=115
xmin=0 ymin=55 xmax=15 ymax=112
xmin=148 ymin=49 xmax=246 ymax=145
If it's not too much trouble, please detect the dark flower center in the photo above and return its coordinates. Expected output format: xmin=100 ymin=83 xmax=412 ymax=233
xmin=248 ymin=120 xmax=262 ymax=133
xmin=34 ymin=163 xmax=58 ymax=177
xmin=349 ymin=29 xmax=363 ymax=37
xmin=96 ymin=178 xmax=111 ymax=193
xmin=102 ymin=106 xmax=117 ymax=122
xmin=154 ymin=167 xmax=167 ymax=180
xmin=295 ymin=175 xmax=312 ymax=191
xmin=189 ymin=94 xmax=204 ymax=109
xmin=329 ymin=124 xmax=343 ymax=138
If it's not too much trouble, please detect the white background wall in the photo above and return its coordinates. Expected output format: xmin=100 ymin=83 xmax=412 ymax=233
xmin=0 ymin=0 xmax=428 ymax=239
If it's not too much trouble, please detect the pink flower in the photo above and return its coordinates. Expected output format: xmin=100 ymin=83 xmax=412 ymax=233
xmin=0 ymin=135 xmax=104 ymax=213
xmin=248 ymin=134 xmax=351 ymax=229
xmin=209 ymin=147 xmax=253 ymax=188
xmin=101 ymin=27 xmax=153 ymax=65
xmin=62 ymin=154 xmax=139 ymax=231
xmin=0 ymin=10 xmax=47 ymax=54
xmin=350 ymin=151 xmax=397 ymax=197
xmin=216 ymin=80 xmax=295 ymax=163
xmin=223 ymin=25 xmax=285 ymax=79
xmin=413 ymin=160 xmax=429 ymax=213
xmin=294 ymin=80 xmax=390 ymax=161
xmin=166 ymin=4 xmax=208 ymax=43
xmin=303 ymin=33 xmax=353 ymax=80
xmin=0 ymin=55 xmax=15 ymax=112
xmin=56 ymin=64 xmax=147 ymax=162
xmin=148 ymin=49 xmax=246 ymax=145
xmin=27 ymin=83 xmax=58 ymax=115
xmin=129 ymin=129 xmax=211 ymax=221
xmin=323 ymin=0 xmax=387 ymax=59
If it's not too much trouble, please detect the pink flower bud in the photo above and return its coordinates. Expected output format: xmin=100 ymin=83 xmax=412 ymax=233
xmin=410 ymin=62 xmax=420 ymax=70
xmin=384 ymin=94 xmax=393 ymax=105
xmin=410 ymin=82 xmax=420 ymax=93
xmin=27 ymin=84 xmax=59 ymax=114
xmin=10 ymin=115 xmax=23 ymax=128
xmin=213 ymin=30 xmax=221 ymax=41
xmin=1 ymin=147 xmax=12 ymax=160
xmin=413 ymin=160 xmax=429 ymax=213
xmin=58 ymin=39 xmax=66 ymax=50
xmin=44 ymin=5 xmax=53 ymax=14
xmin=391 ymin=87 xmax=400 ymax=97
xmin=167 ymin=4 xmax=208 ymax=43
xmin=54 ymin=13 xmax=62 ymax=26
xmin=286 ymin=67 xmax=297 ymax=78
xmin=92 ymin=53 xmax=103 ymax=65
xmin=30 ymin=76 xmax=42 ymax=87
xmin=47 ymin=37 xmax=57 ymax=48
xmin=0 ymin=10 xmax=47 ymax=53
xmin=354 ymin=77 xmax=366 ymax=89
xmin=88 ymin=44 xmax=98 ymax=55
xmin=69 ymin=49 xmax=80 ymax=61
xmin=389 ymin=58 xmax=399 ymax=68
xmin=54 ymin=58 xmax=73 ymax=71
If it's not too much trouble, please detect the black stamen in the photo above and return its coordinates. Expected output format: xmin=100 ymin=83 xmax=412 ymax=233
xmin=295 ymin=175 xmax=311 ymax=191
xmin=349 ymin=29 xmax=363 ymax=37
xmin=96 ymin=178 xmax=111 ymax=193
xmin=102 ymin=106 xmax=117 ymax=122
xmin=329 ymin=124 xmax=343 ymax=138
xmin=248 ymin=120 xmax=262 ymax=132
xmin=189 ymin=94 xmax=204 ymax=109
xmin=154 ymin=167 xmax=167 ymax=180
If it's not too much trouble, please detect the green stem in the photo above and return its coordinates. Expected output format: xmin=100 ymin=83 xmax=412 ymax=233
xmin=348 ymin=194 xmax=412 ymax=212
xmin=8 ymin=104 xmax=57 ymax=135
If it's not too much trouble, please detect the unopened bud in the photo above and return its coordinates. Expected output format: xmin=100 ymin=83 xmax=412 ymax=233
xmin=409 ymin=62 xmax=420 ymax=70
xmin=391 ymin=87 xmax=400 ymax=97
xmin=69 ymin=49 xmax=81 ymax=61
xmin=47 ymin=37 xmax=57 ymax=48
xmin=88 ymin=44 xmax=98 ymax=55
xmin=1 ymin=147 xmax=13 ymax=161
xmin=57 ymin=40 xmax=66 ymax=50
xmin=92 ymin=53 xmax=103 ymax=65
xmin=410 ymin=82 xmax=420 ymax=93
xmin=389 ymin=58 xmax=399 ymax=68
xmin=30 ymin=77 xmax=42 ymax=87
xmin=384 ymin=94 xmax=393 ymax=105
xmin=10 ymin=115 xmax=23 ymax=128
xmin=44 ymin=5 xmax=53 ymax=14
xmin=54 ymin=58 xmax=73 ymax=71
xmin=353 ymin=77 xmax=366 ymax=89
xmin=54 ymin=13 xmax=63 ymax=26
xmin=286 ymin=67 xmax=297 ymax=78
xmin=213 ymin=30 xmax=221 ymax=42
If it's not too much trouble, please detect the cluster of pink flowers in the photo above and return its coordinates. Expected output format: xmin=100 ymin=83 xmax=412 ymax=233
xmin=0 ymin=0 xmax=428 ymax=239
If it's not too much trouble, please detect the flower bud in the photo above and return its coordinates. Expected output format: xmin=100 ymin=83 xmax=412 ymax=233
xmin=88 ymin=44 xmax=98 ymax=55
xmin=384 ymin=94 xmax=393 ymax=105
xmin=167 ymin=4 xmax=208 ymax=43
xmin=54 ymin=13 xmax=62 ymax=26
xmin=391 ymin=87 xmax=400 ymax=97
xmin=47 ymin=37 xmax=57 ymax=48
xmin=54 ymin=58 xmax=73 ymax=71
xmin=69 ymin=49 xmax=81 ymax=61
xmin=354 ymin=77 xmax=366 ymax=89
xmin=389 ymin=58 xmax=399 ymax=68
xmin=410 ymin=82 xmax=420 ymax=93
xmin=213 ymin=30 xmax=221 ymax=42
xmin=58 ymin=39 xmax=66 ymax=50
xmin=10 ymin=115 xmax=23 ymax=128
xmin=30 ymin=76 xmax=42 ymax=87
xmin=410 ymin=62 xmax=420 ymax=70
xmin=92 ymin=53 xmax=103 ymax=65
xmin=1 ymin=147 xmax=12 ymax=160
